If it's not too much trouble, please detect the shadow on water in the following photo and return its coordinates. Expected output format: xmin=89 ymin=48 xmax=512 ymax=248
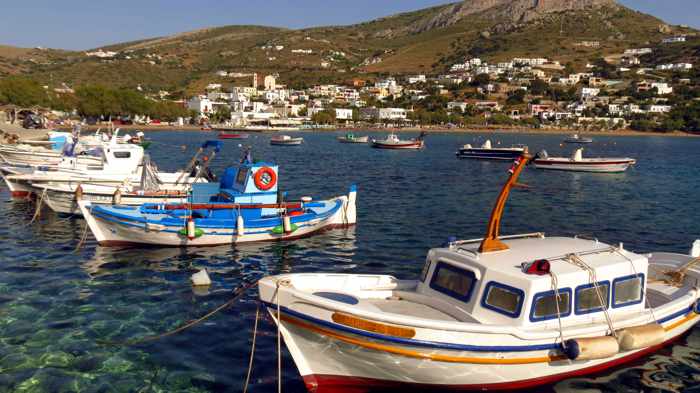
xmin=0 ymin=131 xmax=698 ymax=392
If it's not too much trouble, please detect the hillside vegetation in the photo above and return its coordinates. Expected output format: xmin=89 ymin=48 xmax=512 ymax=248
xmin=0 ymin=1 xmax=696 ymax=93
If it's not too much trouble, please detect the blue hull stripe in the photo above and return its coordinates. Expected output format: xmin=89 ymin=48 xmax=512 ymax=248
xmin=262 ymin=302 xmax=696 ymax=353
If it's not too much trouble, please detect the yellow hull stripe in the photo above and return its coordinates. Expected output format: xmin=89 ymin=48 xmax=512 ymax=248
xmin=281 ymin=314 xmax=566 ymax=364
xmin=280 ymin=311 xmax=699 ymax=365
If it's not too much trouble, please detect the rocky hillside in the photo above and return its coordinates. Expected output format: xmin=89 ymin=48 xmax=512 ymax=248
xmin=0 ymin=0 xmax=695 ymax=93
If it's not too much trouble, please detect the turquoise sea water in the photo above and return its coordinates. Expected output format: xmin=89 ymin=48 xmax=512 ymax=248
xmin=0 ymin=131 xmax=699 ymax=392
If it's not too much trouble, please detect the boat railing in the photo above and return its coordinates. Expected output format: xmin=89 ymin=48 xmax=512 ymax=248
xmin=574 ymin=234 xmax=600 ymax=243
xmin=455 ymin=232 xmax=545 ymax=247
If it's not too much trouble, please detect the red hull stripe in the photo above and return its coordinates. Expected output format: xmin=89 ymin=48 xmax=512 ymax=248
xmin=302 ymin=334 xmax=686 ymax=393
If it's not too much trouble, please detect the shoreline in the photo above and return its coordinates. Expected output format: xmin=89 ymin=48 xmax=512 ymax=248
xmin=52 ymin=124 xmax=698 ymax=138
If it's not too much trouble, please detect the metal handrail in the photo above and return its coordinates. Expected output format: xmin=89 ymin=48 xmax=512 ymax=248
xmin=455 ymin=232 xmax=545 ymax=246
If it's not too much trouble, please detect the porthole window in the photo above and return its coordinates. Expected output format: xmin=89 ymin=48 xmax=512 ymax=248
xmin=612 ymin=274 xmax=644 ymax=308
xmin=575 ymin=282 xmax=610 ymax=315
xmin=481 ymin=282 xmax=524 ymax=318
xmin=530 ymin=289 xmax=572 ymax=322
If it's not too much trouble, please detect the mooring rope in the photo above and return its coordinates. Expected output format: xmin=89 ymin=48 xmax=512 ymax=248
xmin=29 ymin=188 xmax=47 ymax=224
xmin=243 ymin=303 xmax=261 ymax=393
xmin=98 ymin=280 xmax=259 ymax=346
xmin=567 ymin=253 xmax=617 ymax=338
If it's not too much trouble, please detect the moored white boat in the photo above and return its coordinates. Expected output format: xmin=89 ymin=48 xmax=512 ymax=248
xmin=270 ymin=135 xmax=304 ymax=146
xmin=456 ymin=139 xmax=527 ymax=160
xmin=337 ymin=133 xmax=369 ymax=144
xmin=258 ymin=155 xmax=700 ymax=392
xmin=371 ymin=133 xmax=425 ymax=150
xmin=533 ymin=148 xmax=636 ymax=173
xmin=564 ymin=134 xmax=593 ymax=144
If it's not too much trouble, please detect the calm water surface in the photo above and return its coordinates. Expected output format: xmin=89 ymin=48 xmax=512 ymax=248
xmin=1 ymin=131 xmax=699 ymax=392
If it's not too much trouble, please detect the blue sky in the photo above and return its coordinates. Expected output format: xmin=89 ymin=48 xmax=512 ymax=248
xmin=0 ymin=0 xmax=697 ymax=50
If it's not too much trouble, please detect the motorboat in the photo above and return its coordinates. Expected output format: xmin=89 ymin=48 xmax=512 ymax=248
xmin=1 ymin=137 xmax=208 ymax=199
xmin=456 ymin=139 xmax=527 ymax=160
xmin=258 ymin=154 xmax=700 ymax=392
xmin=270 ymin=135 xmax=304 ymax=146
xmin=337 ymin=133 xmax=369 ymax=144
xmin=564 ymin=134 xmax=593 ymax=144
xmin=532 ymin=148 xmax=636 ymax=173
xmin=27 ymin=141 xmax=223 ymax=215
xmin=78 ymin=155 xmax=357 ymax=246
xmin=371 ymin=133 xmax=425 ymax=150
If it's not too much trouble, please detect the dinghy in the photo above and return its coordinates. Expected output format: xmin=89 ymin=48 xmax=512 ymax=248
xmin=337 ymin=133 xmax=369 ymax=144
xmin=258 ymin=154 xmax=700 ymax=392
xmin=533 ymin=148 xmax=636 ymax=173
xmin=371 ymin=133 xmax=425 ymax=150
xmin=456 ymin=139 xmax=527 ymax=160
xmin=78 ymin=155 xmax=357 ymax=246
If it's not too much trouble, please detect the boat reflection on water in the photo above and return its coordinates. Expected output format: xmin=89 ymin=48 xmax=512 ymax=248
xmin=82 ymin=227 xmax=358 ymax=279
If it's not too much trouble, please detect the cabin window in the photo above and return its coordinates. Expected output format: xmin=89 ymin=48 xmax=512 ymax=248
xmin=575 ymin=281 xmax=610 ymax=315
xmin=236 ymin=168 xmax=249 ymax=185
xmin=114 ymin=151 xmax=131 ymax=159
xmin=429 ymin=262 xmax=477 ymax=303
xmin=612 ymin=274 xmax=644 ymax=308
xmin=419 ymin=259 xmax=431 ymax=282
xmin=481 ymin=282 xmax=524 ymax=318
xmin=530 ymin=289 xmax=572 ymax=322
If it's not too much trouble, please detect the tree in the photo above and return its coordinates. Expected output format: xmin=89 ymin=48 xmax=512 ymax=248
xmin=530 ymin=79 xmax=548 ymax=96
xmin=311 ymin=110 xmax=335 ymax=125
xmin=506 ymin=89 xmax=526 ymax=105
xmin=210 ymin=105 xmax=231 ymax=123
xmin=0 ymin=76 xmax=48 ymax=107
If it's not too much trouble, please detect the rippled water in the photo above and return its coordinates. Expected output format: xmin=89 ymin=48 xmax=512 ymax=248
xmin=1 ymin=131 xmax=699 ymax=393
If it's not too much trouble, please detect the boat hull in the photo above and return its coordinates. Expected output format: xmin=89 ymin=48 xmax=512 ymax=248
xmin=218 ymin=134 xmax=249 ymax=140
xmin=456 ymin=148 xmax=525 ymax=161
xmin=266 ymin=303 xmax=698 ymax=393
xmin=38 ymin=187 xmax=187 ymax=215
xmin=78 ymin=190 xmax=357 ymax=247
xmin=371 ymin=141 xmax=424 ymax=150
xmin=532 ymin=159 xmax=636 ymax=173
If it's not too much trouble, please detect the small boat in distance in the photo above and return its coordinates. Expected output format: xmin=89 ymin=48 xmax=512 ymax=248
xmin=257 ymin=154 xmax=700 ymax=392
xmin=337 ymin=133 xmax=369 ymax=144
xmin=564 ymin=134 xmax=593 ymax=144
xmin=533 ymin=148 xmax=636 ymax=173
xmin=456 ymin=139 xmax=527 ymax=160
xmin=270 ymin=135 xmax=304 ymax=146
xmin=218 ymin=132 xmax=249 ymax=140
xmin=371 ymin=132 xmax=425 ymax=150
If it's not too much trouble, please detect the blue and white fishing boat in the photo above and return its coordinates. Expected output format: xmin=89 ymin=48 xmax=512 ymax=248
xmin=78 ymin=154 xmax=357 ymax=246
xmin=456 ymin=139 xmax=528 ymax=160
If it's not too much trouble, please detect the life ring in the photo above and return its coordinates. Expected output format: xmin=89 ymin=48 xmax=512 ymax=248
xmin=254 ymin=167 xmax=277 ymax=191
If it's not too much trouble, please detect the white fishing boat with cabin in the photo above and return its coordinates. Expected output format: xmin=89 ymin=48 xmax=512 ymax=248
xmin=533 ymin=148 xmax=636 ymax=173
xmin=258 ymin=154 xmax=700 ymax=392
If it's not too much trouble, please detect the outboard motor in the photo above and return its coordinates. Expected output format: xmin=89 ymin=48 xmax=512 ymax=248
xmin=535 ymin=150 xmax=548 ymax=160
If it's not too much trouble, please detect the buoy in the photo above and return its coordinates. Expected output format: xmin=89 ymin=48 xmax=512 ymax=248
xmin=272 ymin=223 xmax=298 ymax=235
xmin=616 ymin=323 xmax=665 ymax=351
xmin=283 ymin=215 xmax=292 ymax=234
xmin=75 ymin=184 xmax=83 ymax=201
xmin=237 ymin=214 xmax=245 ymax=236
xmin=300 ymin=196 xmax=312 ymax=203
xmin=191 ymin=269 xmax=212 ymax=287
xmin=113 ymin=188 xmax=122 ymax=205
xmin=563 ymin=336 xmax=619 ymax=361
xmin=187 ymin=219 xmax=196 ymax=240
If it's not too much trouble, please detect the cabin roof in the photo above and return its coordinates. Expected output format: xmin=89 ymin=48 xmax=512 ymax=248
xmin=452 ymin=236 xmax=645 ymax=282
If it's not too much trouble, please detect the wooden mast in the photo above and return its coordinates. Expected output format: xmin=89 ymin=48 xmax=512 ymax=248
xmin=478 ymin=154 xmax=531 ymax=253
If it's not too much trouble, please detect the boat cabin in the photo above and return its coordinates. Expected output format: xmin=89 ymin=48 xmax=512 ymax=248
xmin=416 ymin=234 xmax=648 ymax=327
xmin=57 ymin=143 xmax=145 ymax=173
xmin=190 ymin=161 xmax=280 ymax=216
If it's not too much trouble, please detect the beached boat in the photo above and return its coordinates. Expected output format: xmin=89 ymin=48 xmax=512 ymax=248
xmin=77 ymin=157 xmax=357 ymax=246
xmin=371 ymin=133 xmax=425 ymax=150
xmin=337 ymin=133 xmax=369 ymax=144
xmin=564 ymin=134 xmax=593 ymax=144
xmin=456 ymin=139 xmax=527 ymax=160
xmin=270 ymin=135 xmax=304 ymax=146
xmin=533 ymin=148 xmax=636 ymax=173
xmin=258 ymin=154 xmax=700 ymax=392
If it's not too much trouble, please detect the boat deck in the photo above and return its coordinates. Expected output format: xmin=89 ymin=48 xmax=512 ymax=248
xmin=368 ymin=299 xmax=459 ymax=322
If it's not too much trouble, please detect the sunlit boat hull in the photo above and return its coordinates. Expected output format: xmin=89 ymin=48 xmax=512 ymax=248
xmin=260 ymin=268 xmax=700 ymax=393
xmin=456 ymin=148 xmax=525 ymax=160
xmin=532 ymin=159 xmax=636 ymax=173
xmin=371 ymin=141 xmax=424 ymax=150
